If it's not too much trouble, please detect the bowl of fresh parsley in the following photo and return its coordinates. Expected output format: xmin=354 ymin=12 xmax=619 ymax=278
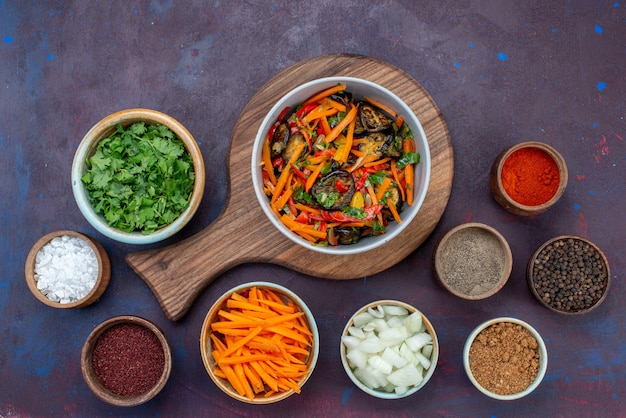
xmin=72 ymin=108 xmax=205 ymax=244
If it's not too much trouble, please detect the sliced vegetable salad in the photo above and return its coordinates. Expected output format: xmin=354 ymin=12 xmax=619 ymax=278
xmin=260 ymin=83 xmax=420 ymax=246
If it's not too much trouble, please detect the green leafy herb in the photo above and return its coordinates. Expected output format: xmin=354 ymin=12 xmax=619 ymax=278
xmin=315 ymin=191 xmax=340 ymax=209
xmin=367 ymin=170 xmax=386 ymax=186
xmin=397 ymin=152 xmax=420 ymax=170
xmin=342 ymin=206 xmax=367 ymax=219
xmin=293 ymin=186 xmax=314 ymax=205
xmin=81 ymin=122 xmax=195 ymax=234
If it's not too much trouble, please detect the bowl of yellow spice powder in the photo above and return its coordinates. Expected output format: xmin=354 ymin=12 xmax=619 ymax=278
xmin=463 ymin=317 xmax=548 ymax=400
xmin=489 ymin=141 xmax=568 ymax=216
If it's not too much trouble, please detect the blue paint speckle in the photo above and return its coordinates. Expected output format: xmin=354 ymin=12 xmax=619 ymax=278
xmin=47 ymin=53 xmax=53 ymax=60
xmin=341 ymin=387 xmax=354 ymax=404
xmin=614 ymin=392 xmax=619 ymax=398
xmin=454 ymin=61 xmax=461 ymax=67
xmin=589 ymin=189 xmax=595 ymax=195
xmin=597 ymin=81 xmax=606 ymax=91
xmin=565 ymin=376 xmax=570 ymax=382
xmin=38 ymin=194 xmax=43 ymax=199
xmin=1 ymin=282 xmax=6 ymax=289
xmin=4 ymin=35 xmax=13 ymax=44
xmin=573 ymin=203 xmax=580 ymax=210
xmin=592 ymin=122 xmax=598 ymax=128
xmin=615 ymin=2 xmax=620 ymax=7
xmin=497 ymin=52 xmax=507 ymax=61
xmin=552 ymin=28 xmax=557 ymax=33
xmin=470 ymin=42 xmax=475 ymax=48
xmin=594 ymin=25 xmax=603 ymax=34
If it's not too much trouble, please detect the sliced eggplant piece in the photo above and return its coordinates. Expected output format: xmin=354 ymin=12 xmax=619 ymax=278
xmin=282 ymin=132 xmax=307 ymax=162
xmin=360 ymin=104 xmax=393 ymax=132
xmin=357 ymin=132 xmax=388 ymax=158
xmin=271 ymin=122 xmax=289 ymax=158
xmin=311 ymin=170 xmax=355 ymax=211
xmin=335 ymin=226 xmax=362 ymax=245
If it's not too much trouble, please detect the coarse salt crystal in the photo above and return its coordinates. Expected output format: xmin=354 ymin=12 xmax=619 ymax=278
xmin=34 ymin=235 xmax=99 ymax=304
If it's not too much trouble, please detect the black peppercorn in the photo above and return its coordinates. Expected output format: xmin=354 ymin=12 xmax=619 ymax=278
xmin=529 ymin=237 xmax=609 ymax=313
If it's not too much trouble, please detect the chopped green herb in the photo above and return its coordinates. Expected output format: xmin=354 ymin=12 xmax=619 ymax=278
xmin=315 ymin=191 xmax=340 ymax=209
xmin=293 ymin=186 xmax=314 ymax=205
xmin=81 ymin=122 xmax=195 ymax=234
xmin=342 ymin=206 xmax=367 ymax=219
xmin=367 ymin=170 xmax=386 ymax=186
xmin=397 ymin=152 xmax=420 ymax=170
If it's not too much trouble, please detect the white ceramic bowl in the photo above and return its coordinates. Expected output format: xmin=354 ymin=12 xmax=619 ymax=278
xmin=463 ymin=317 xmax=548 ymax=400
xmin=340 ymin=300 xmax=439 ymax=399
xmin=71 ymin=108 xmax=205 ymax=244
xmin=200 ymin=281 xmax=319 ymax=404
xmin=251 ymin=77 xmax=431 ymax=255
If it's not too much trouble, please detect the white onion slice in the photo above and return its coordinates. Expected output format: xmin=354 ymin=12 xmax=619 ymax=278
xmin=343 ymin=304 xmax=435 ymax=395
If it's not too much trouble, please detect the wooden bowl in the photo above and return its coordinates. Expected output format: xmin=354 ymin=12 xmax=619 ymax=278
xmin=340 ymin=300 xmax=439 ymax=399
xmin=24 ymin=230 xmax=110 ymax=309
xmin=433 ymin=223 xmax=512 ymax=300
xmin=489 ymin=141 xmax=568 ymax=216
xmin=463 ymin=317 xmax=548 ymax=400
xmin=527 ymin=235 xmax=610 ymax=314
xmin=71 ymin=108 xmax=205 ymax=244
xmin=81 ymin=315 xmax=172 ymax=407
xmin=200 ymin=282 xmax=319 ymax=404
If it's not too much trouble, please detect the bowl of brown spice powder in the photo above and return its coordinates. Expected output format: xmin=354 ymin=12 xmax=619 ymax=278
xmin=433 ymin=223 xmax=513 ymax=300
xmin=81 ymin=315 xmax=172 ymax=407
xmin=463 ymin=317 xmax=548 ymax=400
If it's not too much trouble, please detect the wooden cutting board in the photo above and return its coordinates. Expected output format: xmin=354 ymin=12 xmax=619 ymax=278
xmin=126 ymin=54 xmax=454 ymax=321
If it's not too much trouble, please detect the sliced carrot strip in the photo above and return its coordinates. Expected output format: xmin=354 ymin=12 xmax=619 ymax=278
xmin=303 ymin=83 xmax=347 ymax=105
xmin=387 ymin=200 xmax=402 ymax=224
xmin=391 ymin=160 xmax=406 ymax=202
xmin=262 ymin=137 xmax=277 ymax=185
xmin=323 ymin=104 xmax=358 ymax=144
xmin=305 ymin=157 xmax=327 ymax=192
xmin=376 ymin=177 xmax=392 ymax=201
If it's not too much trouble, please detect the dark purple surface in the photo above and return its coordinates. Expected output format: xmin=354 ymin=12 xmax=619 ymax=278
xmin=1 ymin=1 xmax=624 ymax=417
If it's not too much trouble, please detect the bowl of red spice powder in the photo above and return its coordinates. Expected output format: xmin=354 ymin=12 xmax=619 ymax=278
xmin=81 ymin=315 xmax=172 ymax=407
xmin=463 ymin=317 xmax=548 ymax=400
xmin=489 ymin=141 xmax=568 ymax=216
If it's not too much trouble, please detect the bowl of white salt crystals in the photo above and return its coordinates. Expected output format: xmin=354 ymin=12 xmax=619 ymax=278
xmin=340 ymin=300 xmax=438 ymax=399
xmin=25 ymin=230 xmax=111 ymax=309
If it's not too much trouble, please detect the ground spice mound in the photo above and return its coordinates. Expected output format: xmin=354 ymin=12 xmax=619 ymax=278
xmin=501 ymin=147 xmax=559 ymax=206
xmin=439 ymin=227 xmax=506 ymax=296
xmin=468 ymin=322 xmax=540 ymax=395
xmin=92 ymin=323 xmax=165 ymax=397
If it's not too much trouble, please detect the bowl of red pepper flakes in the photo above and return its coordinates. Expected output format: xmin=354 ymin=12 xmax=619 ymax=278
xmin=81 ymin=315 xmax=172 ymax=407
xmin=251 ymin=77 xmax=431 ymax=255
xmin=489 ymin=141 xmax=568 ymax=216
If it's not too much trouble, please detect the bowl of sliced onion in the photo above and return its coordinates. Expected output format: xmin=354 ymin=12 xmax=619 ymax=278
xmin=340 ymin=300 xmax=438 ymax=399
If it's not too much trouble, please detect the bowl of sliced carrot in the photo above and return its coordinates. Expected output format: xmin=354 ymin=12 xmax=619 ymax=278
xmin=200 ymin=281 xmax=319 ymax=404
xmin=251 ymin=77 xmax=431 ymax=255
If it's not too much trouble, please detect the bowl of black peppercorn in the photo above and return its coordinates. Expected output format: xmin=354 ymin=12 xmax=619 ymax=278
xmin=527 ymin=235 xmax=610 ymax=314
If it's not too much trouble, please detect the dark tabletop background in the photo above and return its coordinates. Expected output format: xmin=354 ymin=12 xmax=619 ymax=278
xmin=1 ymin=1 xmax=624 ymax=417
